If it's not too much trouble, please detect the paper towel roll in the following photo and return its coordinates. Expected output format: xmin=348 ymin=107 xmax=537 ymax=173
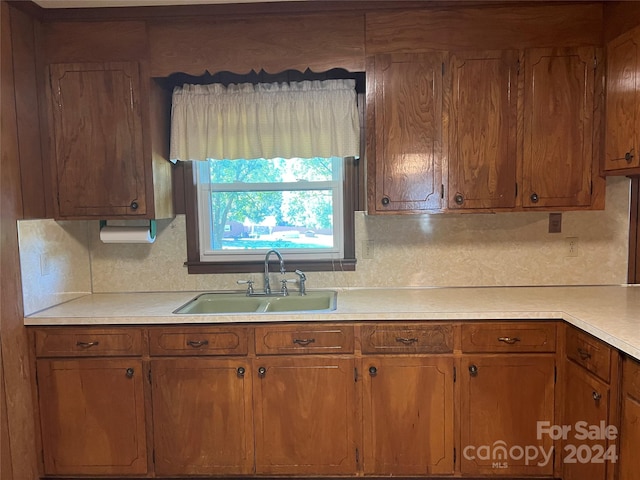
xmin=99 ymin=226 xmax=156 ymax=244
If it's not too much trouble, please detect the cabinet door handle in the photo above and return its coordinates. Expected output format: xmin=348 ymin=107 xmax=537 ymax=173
xmin=395 ymin=337 xmax=418 ymax=345
xmin=125 ymin=367 xmax=134 ymax=378
xmin=293 ymin=338 xmax=315 ymax=346
xmin=368 ymin=366 xmax=377 ymax=377
xmin=498 ymin=336 xmax=521 ymax=345
xmin=577 ymin=347 xmax=591 ymax=360
xmin=76 ymin=341 xmax=99 ymax=348
xmin=469 ymin=364 xmax=479 ymax=377
xmin=237 ymin=367 xmax=246 ymax=377
xmin=454 ymin=193 xmax=464 ymax=205
xmin=530 ymin=192 xmax=539 ymax=203
xmin=258 ymin=366 xmax=267 ymax=378
xmin=592 ymin=391 xmax=602 ymax=401
xmin=187 ymin=339 xmax=209 ymax=348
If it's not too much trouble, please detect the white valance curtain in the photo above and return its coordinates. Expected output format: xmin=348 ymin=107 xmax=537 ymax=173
xmin=169 ymin=79 xmax=360 ymax=162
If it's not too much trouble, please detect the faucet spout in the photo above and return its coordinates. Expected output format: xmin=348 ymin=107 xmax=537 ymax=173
xmin=264 ymin=249 xmax=285 ymax=294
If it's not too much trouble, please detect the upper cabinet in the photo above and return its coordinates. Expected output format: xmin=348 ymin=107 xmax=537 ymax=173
xmin=48 ymin=62 xmax=148 ymax=218
xmin=367 ymin=52 xmax=447 ymax=214
xmin=367 ymin=47 xmax=604 ymax=214
xmin=47 ymin=61 xmax=173 ymax=220
xmin=522 ymin=47 xmax=600 ymax=209
xmin=448 ymin=50 xmax=518 ymax=210
xmin=603 ymin=24 xmax=640 ymax=175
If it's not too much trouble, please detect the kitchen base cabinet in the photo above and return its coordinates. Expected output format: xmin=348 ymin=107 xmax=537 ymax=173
xmin=150 ymin=358 xmax=254 ymax=476
xmin=618 ymin=356 xmax=640 ymax=480
xmin=562 ymin=325 xmax=619 ymax=480
xmin=252 ymin=356 xmax=358 ymax=475
xmin=460 ymin=322 xmax=557 ymax=477
xmin=362 ymin=356 xmax=455 ymax=475
xmin=460 ymin=355 xmax=556 ymax=477
xmin=36 ymin=358 xmax=147 ymax=476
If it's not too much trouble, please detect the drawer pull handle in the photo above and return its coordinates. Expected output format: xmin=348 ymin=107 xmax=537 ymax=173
xmin=76 ymin=341 xmax=99 ymax=348
xmin=125 ymin=368 xmax=134 ymax=378
xmin=187 ymin=340 xmax=209 ymax=348
xmin=469 ymin=364 xmax=479 ymax=377
xmin=396 ymin=337 xmax=419 ymax=345
xmin=592 ymin=391 xmax=602 ymax=401
xmin=498 ymin=337 xmax=520 ymax=345
xmin=237 ymin=367 xmax=246 ymax=377
xmin=293 ymin=338 xmax=315 ymax=346
xmin=577 ymin=348 xmax=592 ymax=360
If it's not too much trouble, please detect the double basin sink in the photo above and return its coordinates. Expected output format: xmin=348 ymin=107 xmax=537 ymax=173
xmin=174 ymin=290 xmax=337 ymax=315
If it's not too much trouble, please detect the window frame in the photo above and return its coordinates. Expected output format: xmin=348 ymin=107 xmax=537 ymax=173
xmin=181 ymin=155 xmax=360 ymax=273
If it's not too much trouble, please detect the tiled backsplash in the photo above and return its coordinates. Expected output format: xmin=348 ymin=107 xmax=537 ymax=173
xmin=19 ymin=177 xmax=631 ymax=315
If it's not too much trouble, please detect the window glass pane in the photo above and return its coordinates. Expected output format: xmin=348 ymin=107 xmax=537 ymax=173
xmin=209 ymin=157 xmax=335 ymax=184
xmin=197 ymin=157 xmax=344 ymax=261
xmin=208 ymin=189 xmax=336 ymax=251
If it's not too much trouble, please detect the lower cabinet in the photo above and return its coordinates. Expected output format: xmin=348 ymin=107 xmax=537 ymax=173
xmin=362 ymin=356 xmax=455 ymax=475
xmin=32 ymin=320 xmax=639 ymax=479
xmin=562 ymin=325 xmax=618 ymax=480
xmin=36 ymin=358 xmax=147 ymax=476
xmin=33 ymin=328 xmax=147 ymax=477
xmin=459 ymin=322 xmax=557 ymax=477
xmin=618 ymin=355 xmax=640 ymax=480
xmin=253 ymin=356 xmax=357 ymax=475
xmin=150 ymin=358 xmax=254 ymax=476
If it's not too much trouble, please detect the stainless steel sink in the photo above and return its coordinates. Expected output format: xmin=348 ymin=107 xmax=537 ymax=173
xmin=174 ymin=290 xmax=337 ymax=314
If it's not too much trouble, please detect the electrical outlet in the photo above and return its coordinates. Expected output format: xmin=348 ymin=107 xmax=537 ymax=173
xmin=40 ymin=253 xmax=51 ymax=276
xmin=362 ymin=240 xmax=374 ymax=259
xmin=566 ymin=237 xmax=579 ymax=257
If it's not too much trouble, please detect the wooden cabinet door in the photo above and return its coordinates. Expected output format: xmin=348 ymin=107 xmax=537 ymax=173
xmin=369 ymin=52 xmax=446 ymax=213
xmin=562 ymin=361 xmax=612 ymax=480
xmin=253 ymin=356 xmax=357 ymax=475
xmin=522 ymin=47 xmax=596 ymax=208
xmin=460 ymin=355 xmax=555 ymax=476
xmin=150 ymin=358 xmax=254 ymax=476
xmin=362 ymin=356 xmax=454 ymax=475
xmin=619 ymin=357 xmax=640 ymax=480
xmin=48 ymin=62 xmax=147 ymax=218
xmin=604 ymin=26 xmax=640 ymax=173
xmin=448 ymin=50 xmax=518 ymax=210
xmin=36 ymin=358 xmax=147 ymax=476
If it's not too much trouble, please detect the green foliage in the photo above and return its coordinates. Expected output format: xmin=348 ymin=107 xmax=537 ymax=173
xmin=206 ymin=157 xmax=339 ymax=249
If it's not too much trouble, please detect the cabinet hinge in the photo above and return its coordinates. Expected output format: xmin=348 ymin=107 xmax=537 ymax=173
xmin=453 ymin=447 xmax=456 ymax=465
xmin=515 ymin=183 xmax=518 ymax=198
xmin=591 ymin=180 xmax=593 ymax=195
xmin=153 ymin=449 xmax=156 ymax=465
xmin=594 ymin=55 xmax=598 ymax=70
xmin=517 ymin=59 xmax=521 ymax=75
xmin=441 ymin=184 xmax=445 ymax=199
xmin=355 ymin=448 xmax=360 ymax=465
xmin=453 ymin=366 xmax=456 ymax=383
xmin=554 ymin=366 xmax=557 ymax=384
xmin=354 ymin=367 xmax=358 ymax=383
xmin=148 ymin=369 xmax=152 ymax=386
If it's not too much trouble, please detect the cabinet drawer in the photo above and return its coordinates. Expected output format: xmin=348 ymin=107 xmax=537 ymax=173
xmin=255 ymin=325 xmax=354 ymax=355
xmin=149 ymin=327 xmax=249 ymax=356
xmin=623 ymin=356 xmax=640 ymax=400
xmin=461 ymin=322 xmax=556 ymax=353
xmin=566 ymin=326 xmax=612 ymax=383
xmin=34 ymin=328 xmax=143 ymax=357
xmin=361 ymin=323 xmax=453 ymax=354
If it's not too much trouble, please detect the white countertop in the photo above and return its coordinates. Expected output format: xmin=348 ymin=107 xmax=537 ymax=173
xmin=24 ymin=285 xmax=640 ymax=360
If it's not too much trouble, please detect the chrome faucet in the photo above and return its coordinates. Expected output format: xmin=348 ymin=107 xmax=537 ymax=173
xmin=264 ymin=249 xmax=285 ymax=294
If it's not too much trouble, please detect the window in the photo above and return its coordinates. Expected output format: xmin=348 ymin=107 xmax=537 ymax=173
xmin=170 ymin=72 xmax=365 ymax=273
xmin=182 ymin=156 xmax=360 ymax=274
xmin=196 ymin=156 xmax=345 ymax=262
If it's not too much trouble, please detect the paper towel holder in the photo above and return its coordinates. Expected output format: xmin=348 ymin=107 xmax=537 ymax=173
xmin=99 ymin=219 xmax=157 ymax=241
